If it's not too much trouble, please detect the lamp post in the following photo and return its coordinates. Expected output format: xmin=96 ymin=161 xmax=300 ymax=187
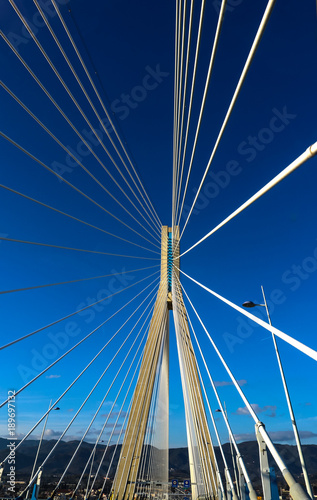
xmin=26 ymin=401 xmax=60 ymax=499
xmin=243 ymin=286 xmax=313 ymax=499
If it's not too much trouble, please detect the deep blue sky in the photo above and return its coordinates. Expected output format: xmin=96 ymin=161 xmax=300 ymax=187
xmin=0 ymin=0 xmax=316 ymax=464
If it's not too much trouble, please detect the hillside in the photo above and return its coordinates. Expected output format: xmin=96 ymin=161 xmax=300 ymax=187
xmin=0 ymin=438 xmax=316 ymax=486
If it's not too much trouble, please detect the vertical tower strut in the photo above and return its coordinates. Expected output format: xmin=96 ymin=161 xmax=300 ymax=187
xmin=113 ymin=227 xmax=170 ymax=500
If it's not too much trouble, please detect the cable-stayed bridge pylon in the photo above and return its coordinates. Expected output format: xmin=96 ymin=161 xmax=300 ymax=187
xmin=0 ymin=2 xmax=316 ymax=500
xmin=112 ymin=226 xmax=220 ymax=500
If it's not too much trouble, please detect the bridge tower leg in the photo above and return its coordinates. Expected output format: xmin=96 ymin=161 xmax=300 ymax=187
xmin=112 ymin=227 xmax=170 ymax=500
xmin=173 ymin=227 xmax=218 ymax=500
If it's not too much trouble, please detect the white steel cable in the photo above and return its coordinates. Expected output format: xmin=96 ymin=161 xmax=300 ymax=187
xmin=174 ymin=0 xmax=194 ymax=222
xmin=76 ymin=299 xmax=159 ymax=498
xmin=113 ymin=276 xmax=168 ymax=497
xmin=192 ymin=362 xmax=227 ymax=499
xmin=174 ymin=0 xmax=187 ymax=214
xmin=56 ymin=336 xmax=143 ymax=498
xmin=22 ymin=291 xmax=156 ymax=498
xmin=172 ymin=0 xmax=182 ymax=229
xmin=0 ymin=279 xmax=159 ymax=422
xmin=87 ymin=320 xmax=151 ymax=497
xmin=179 ymin=0 xmax=277 ymax=241
xmin=98 ymin=397 xmax=134 ymax=498
xmin=172 ymin=310 xmax=198 ymax=496
xmin=172 ymin=272 xmax=217 ymax=497
xmin=176 ymin=0 xmax=227 ymax=227
xmin=184 ymin=307 xmax=228 ymax=498
xmin=261 ymin=287 xmax=313 ymax=499
xmin=175 ymin=320 xmax=214 ymax=496
xmin=26 ymin=400 xmax=53 ymax=500
xmin=0 ymin=270 xmax=159 ymax=351
xmin=0 ymin=130 xmax=160 ymax=249
xmin=173 ymin=288 xmax=207 ymax=496
xmin=172 ymin=274 xmax=212 ymax=496
xmin=136 ymin=325 xmax=167 ymax=496
xmin=179 ymin=268 xmax=317 ymax=361
xmin=45 ymin=291 xmax=157 ymax=499
xmin=2 ymin=279 xmax=159 ymax=469
xmin=0 ymin=82 xmax=161 ymax=249
xmin=131 ymin=301 xmax=168 ymax=499
xmin=173 ymin=304 xmax=207 ymax=497
xmin=32 ymin=0 xmax=162 ymax=237
xmin=0 ymin=265 xmax=158 ymax=296
xmin=180 ymin=140 xmax=317 ymax=257
xmin=85 ymin=449 xmax=95 ymax=500
xmin=136 ymin=370 xmax=160 ymax=492
xmin=37 ymin=304 xmax=153 ymax=500
xmin=0 ymin=80 xmax=161 ymax=246
xmin=6 ymin=0 xmax=161 ymax=241
xmin=0 ymin=236 xmax=160 ymax=260
xmin=135 ymin=307 xmax=169 ymax=500
xmin=180 ymin=278 xmax=257 ymax=499
xmin=178 ymin=278 xmax=313 ymax=494
xmin=132 ymin=344 xmax=161 ymax=498
xmin=177 ymin=279 xmax=221 ymax=498
xmin=192 ymin=328 xmax=260 ymax=500
xmin=0 ymin=181 xmax=159 ymax=255
xmin=50 ymin=0 xmax=162 ymax=230
xmin=123 ymin=298 xmax=168 ymax=500
xmin=174 ymin=0 xmax=206 ymax=226
xmin=93 ymin=374 xmax=139 ymax=498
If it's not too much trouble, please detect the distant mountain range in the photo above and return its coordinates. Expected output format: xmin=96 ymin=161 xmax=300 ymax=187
xmin=0 ymin=438 xmax=316 ymax=488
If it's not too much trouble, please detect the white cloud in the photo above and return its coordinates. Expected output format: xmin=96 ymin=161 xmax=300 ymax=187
xmin=44 ymin=429 xmax=61 ymax=438
xmin=235 ymin=404 xmax=276 ymax=417
xmin=269 ymin=430 xmax=317 ymax=441
xmin=234 ymin=430 xmax=317 ymax=443
xmin=214 ymin=379 xmax=247 ymax=387
xmin=100 ymin=411 xmax=128 ymax=419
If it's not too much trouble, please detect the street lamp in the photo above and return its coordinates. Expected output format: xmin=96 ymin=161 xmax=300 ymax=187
xmin=242 ymin=301 xmax=264 ymax=308
xmin=242 ymin=286 xmax=313 ymax=499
